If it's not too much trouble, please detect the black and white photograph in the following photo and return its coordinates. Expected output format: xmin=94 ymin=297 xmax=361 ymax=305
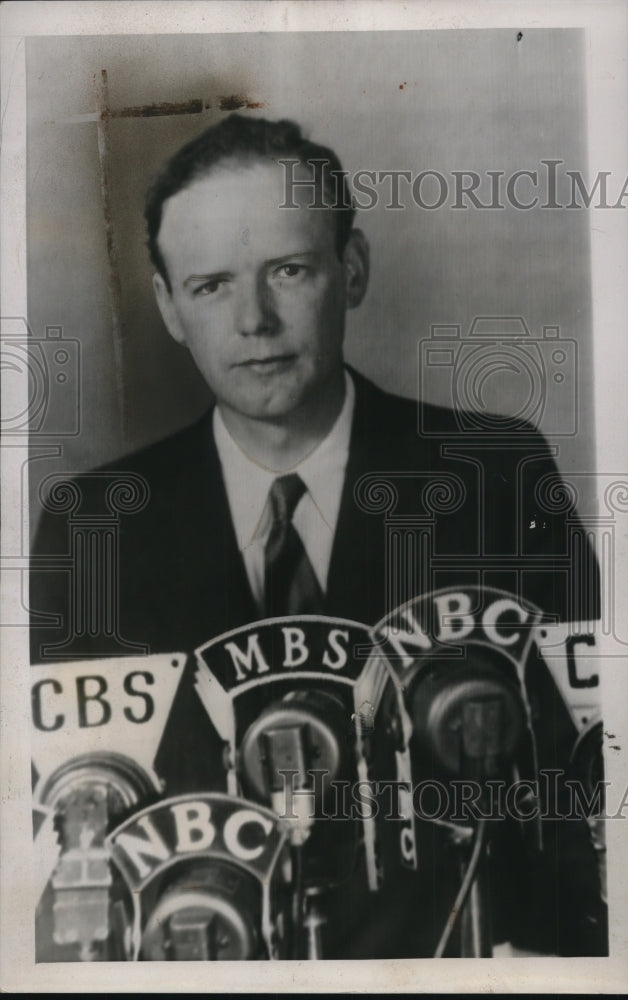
xmin=1 ymin=0 xmax=627 ymax=993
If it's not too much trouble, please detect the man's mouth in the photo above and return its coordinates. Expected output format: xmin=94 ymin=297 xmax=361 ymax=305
xmin=236 ymin=354 xmax=297 ymax=373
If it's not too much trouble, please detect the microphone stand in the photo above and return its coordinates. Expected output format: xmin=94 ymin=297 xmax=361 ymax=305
xmin=302 ymin=889 xmax=326 ymax=959
xmin=289 ymin=841 xmax=305 ymax=959
xmin=434 ymin=694 xmax=507 ymax=958
xmin=262 ymin=725 xmax=316 ymax=959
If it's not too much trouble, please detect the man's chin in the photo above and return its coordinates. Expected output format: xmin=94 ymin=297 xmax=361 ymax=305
xmin=221 ymin=369 xmax=342 ymax=427
xmin=222 ymin=390 xmax=304 ymax=425
xmin=241 ymin=399 xmax=303 ymax=424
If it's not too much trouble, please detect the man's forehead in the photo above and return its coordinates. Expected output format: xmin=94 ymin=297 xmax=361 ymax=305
xmin=160 ymin=158 xmax=333 ymax=235
xmin=157 ymin=160 xmax=338 ymax=279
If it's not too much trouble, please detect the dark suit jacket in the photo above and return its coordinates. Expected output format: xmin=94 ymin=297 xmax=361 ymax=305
xmin=31 ymin=367 xmax=598 ymax=651
xmin=30 ymin=369 xmax=604 ymax=957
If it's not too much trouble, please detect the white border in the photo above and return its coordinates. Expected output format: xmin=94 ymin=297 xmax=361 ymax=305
xmin=1 ymin=1 xmax=627 ymax=993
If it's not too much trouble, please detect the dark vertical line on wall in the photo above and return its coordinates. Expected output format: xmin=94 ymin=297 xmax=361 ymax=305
xmin=94 ymin=69 xmax=128 ymax=434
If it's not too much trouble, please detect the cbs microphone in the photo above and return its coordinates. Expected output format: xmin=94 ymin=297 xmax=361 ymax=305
xmin=31 ymin=653 xmax=186 ymax=961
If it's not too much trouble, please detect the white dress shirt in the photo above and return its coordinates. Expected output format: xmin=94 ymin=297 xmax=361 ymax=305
xmin=213 ymin=371 xmax=355 ymax=611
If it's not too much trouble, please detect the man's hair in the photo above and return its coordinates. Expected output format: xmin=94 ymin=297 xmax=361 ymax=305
xmin=144 ymin=113 xmax=356 ymax=291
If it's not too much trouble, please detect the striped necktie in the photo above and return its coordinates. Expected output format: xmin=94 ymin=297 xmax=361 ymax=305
xmin=264 ymin=474 xmax=324 ymax=617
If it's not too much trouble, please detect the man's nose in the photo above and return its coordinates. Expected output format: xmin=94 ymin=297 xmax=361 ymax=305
xmin=235 ymin=274 xmax=279 ymax=337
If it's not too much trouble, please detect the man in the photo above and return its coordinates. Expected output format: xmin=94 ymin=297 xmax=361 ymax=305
xmin=31 ymin=114 xmax=604 ymax=957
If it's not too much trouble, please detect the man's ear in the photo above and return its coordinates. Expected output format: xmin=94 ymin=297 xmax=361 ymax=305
xmin=343 ymin=228 xmax=370 ymax=309
xmin=153 ymin=272 xmax=187 ymax=346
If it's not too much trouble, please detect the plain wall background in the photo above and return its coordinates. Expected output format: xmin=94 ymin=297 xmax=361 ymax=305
xmin=26 ymin=30 xmax=594 ymax=534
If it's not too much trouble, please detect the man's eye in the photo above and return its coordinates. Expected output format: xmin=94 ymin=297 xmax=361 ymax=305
xmin=193 ymin=279 xmax=226 ymax=296
xmin=274 ymin=263 xmax=305 ymax=279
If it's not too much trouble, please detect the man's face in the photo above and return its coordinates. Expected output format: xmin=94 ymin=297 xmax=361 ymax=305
xmin=153 ymin=160 xmax=365 ymax=425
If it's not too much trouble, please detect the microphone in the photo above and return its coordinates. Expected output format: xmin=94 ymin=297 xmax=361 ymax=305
xmin=409 ymin=654 xmax=526 ymax=781
xmin=192 ymin=616 xmax=400 ymax=956
xmin=140 ymin=860 xmax=262 ymax=960
xmin=31 ymin=652 xmax=186 ymax=961
xmin=409 ymin=653 xmax=528 ymax=957
xmin=107 ymin=792 xmax=291 ymax=961
xmin=239 ymin=689 xmax=349 ymax=819
xmin=38 ymin=753 xmax=156 ymax=961
xmin=370 ymin=586 xmax=541 ymax=958
xmin=238 ymin=688 xmax=351 ymax=958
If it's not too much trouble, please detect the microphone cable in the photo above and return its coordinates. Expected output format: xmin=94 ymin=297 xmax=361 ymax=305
xmin=433 ymin=818 xmax=487 ymax=958
xmin=290 ymin=841 xmax=305 ymax=959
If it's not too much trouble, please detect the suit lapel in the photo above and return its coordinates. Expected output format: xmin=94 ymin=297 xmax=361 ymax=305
xmin=324 ymin=372 xmax=389 ymax=626
xmin=177 ymin=411 xmax=258 ymax=643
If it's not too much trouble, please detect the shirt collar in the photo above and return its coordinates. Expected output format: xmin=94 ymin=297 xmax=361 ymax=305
xmin=213 ymin=370 xmax=355 ymax=551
